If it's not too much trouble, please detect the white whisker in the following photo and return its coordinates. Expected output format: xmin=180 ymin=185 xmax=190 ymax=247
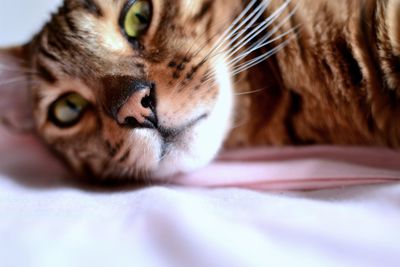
xmin=199 ymin=0 xmax=262 ymax=64
xmin=187 ymin=8 xmax=250 ymax=59
xmin=0 ymin=64 xmax=37 ymax=75
xmin=201 ymin=0 xmax=298 ymax=83
xmin=229 ymin=118 xmax=251 ymax=130
xmin=0 ymin=78 xmax=29 ymax=86
xmin=217 ymin=0 xmax=272 ymax=59
xmin=0 ymin=77 xmax=39 ymax=87
xmin=230 ymin=34 xmax=297 ymax=76
xmin=172 ymin=0 xmax=299 ymax=100
xmin=235 ymin=87 xmax=266 ymax=96
xmin=166 ymin=8 xmax=249 ymax=99
xmin=225 ymin=0 xmax=293 ymax=65
xmin=228 ymin=25 xmax=300 ymax=70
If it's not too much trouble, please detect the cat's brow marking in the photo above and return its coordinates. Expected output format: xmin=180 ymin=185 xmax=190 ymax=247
xmin=39 ymin=46 xmax=61 ymax=63
xmin=36 ymin=61 xmax=58 ymax=84
xmin=81 ymin=0 xmax=103 ymax=17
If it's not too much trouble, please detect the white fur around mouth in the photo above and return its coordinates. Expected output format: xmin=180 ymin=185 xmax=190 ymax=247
xmin=151 ymin=54 xmax=234 ymax=180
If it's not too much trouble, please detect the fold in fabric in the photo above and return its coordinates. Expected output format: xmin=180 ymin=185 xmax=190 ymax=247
xmin=175 ymin=147 xmax=400 ymax=190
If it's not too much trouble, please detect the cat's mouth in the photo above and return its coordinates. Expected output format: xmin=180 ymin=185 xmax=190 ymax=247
xmin=120 ymin=112 xmax=208 ymax=140
xmin=157 ymin=113 xmax=209 ymax=157
xmin=108 ymin=78 xmax=214 ymax=179
xmin=158 ymin=114 xmax=209 ymax=141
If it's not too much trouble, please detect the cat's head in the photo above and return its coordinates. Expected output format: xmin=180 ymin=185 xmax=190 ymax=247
xmin=0 ymin=0 xmax=245 ymax=181
xmin=0 ymin=0 xmax=294 ymax=181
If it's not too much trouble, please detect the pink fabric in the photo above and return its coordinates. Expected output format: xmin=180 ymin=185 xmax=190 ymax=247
xmin=175 ymin=147 xmax=400 ymax=190
xmin=1 ymin=127 xmax=399 ymax=191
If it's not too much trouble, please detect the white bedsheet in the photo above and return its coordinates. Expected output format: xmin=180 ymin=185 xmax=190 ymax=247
xmin=0 ymin=128 xmax=399 ymax=267
xmin=1 ymin=177 xmax=400 ymax=267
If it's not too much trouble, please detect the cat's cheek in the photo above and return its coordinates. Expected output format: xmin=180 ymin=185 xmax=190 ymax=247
xmin=151 ymin=55 xmax=235 ymax=179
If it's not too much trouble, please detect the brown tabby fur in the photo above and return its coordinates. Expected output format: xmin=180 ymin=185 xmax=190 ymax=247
xmin=228 ymin=0 xmax=400 ymax=148
xmin=1 ymin=0 xmax=400 ymax=180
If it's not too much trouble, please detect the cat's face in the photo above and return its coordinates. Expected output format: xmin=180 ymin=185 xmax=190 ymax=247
xmin=24 ymin=0 xmax=242 ymax=180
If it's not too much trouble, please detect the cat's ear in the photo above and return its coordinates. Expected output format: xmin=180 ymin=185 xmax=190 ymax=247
xmin=0 ymin=46 xmax=35 ymax=133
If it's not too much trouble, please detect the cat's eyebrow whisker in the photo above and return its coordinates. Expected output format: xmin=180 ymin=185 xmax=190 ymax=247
xmin=225 ymin=0 xmax=294 ymax=65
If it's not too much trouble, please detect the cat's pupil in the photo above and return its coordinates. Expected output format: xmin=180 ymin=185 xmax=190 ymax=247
xmin=65 ymin=99 xmax=79 ymax=112
xmin=135 ymin=13 xmax=148 ymax=24
xmin=121 ymin=0 xmax=152 ymax=39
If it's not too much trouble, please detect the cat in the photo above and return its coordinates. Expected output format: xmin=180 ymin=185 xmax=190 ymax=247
xmin=0 ymin=0 xmax=399 ymax=181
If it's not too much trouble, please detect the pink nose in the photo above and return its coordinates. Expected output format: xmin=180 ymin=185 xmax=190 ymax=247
xmin=117 ymin=86 xmax=157 ymax=128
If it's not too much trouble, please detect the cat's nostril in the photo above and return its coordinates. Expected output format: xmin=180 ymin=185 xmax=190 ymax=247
xmin=141 ymin=95 xmax=153 ymax=109
xmin=124 ymin=116 xmax=141 ymax=128
xmin=117 ymin=83 xmax=157 ymax=129
xmin=124 ymin=113 xmax=157 ymax=129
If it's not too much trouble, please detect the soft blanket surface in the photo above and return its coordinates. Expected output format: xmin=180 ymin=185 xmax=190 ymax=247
xmin=1 ymin=127 xmax=400 ymax=267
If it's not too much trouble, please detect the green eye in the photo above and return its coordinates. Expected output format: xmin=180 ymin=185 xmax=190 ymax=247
xmin=49 ymin=93 xmax=89 ymax=127
xmin=123 ymin=0 xmax=152 ymax=38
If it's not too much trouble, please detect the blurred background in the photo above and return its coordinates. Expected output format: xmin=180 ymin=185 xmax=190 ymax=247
xmin=0 ymin=0 xmax=62 ymax=46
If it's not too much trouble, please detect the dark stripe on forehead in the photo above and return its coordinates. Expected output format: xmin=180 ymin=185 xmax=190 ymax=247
xmin=39 ymin=46 xmax=61 ymax=63
xmin=60 ymin=0 xmax=103 ymax=17
xmin=46 ymin=21 xmax=70 ymax=52
xmin=80 ymin=0 xmax=103 ymax=17
xmin=63 ymin=14 xmax=79 ymax=33
xmin=36 ymin=61 xmax=58 ymax=84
